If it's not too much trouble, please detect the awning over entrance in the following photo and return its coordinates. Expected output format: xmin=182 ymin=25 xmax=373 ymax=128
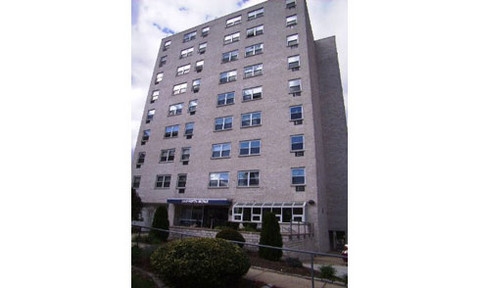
xmin=167 ymin=198 xmax=232 ymax=206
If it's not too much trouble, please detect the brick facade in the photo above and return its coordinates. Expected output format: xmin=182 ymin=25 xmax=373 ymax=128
xmin=132 ymin=0 xmax=347 ymax=252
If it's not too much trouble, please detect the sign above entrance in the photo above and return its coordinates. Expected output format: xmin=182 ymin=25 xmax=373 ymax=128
xmin=167 ymin=198 xmax=232 ymax=206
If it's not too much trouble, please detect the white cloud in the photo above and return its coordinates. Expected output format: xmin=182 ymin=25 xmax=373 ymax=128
xmin=131 ymin=0 xmax=348 ymax=149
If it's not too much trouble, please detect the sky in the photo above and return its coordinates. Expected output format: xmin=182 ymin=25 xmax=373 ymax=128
xmin=131 ymin=0 xmax=348 ymax=150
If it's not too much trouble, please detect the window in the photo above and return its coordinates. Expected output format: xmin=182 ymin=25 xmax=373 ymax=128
xmin=232 ymin=202 xmax=306 ymax=223
xmin=188 ymin=99 xmax=198 ymax=115
xmin=183 ymin=31 xmax=196 ymax=42
xmin=219 ymin=70 xmax=237 ymax=84
xmin=243 ymin=86 xmax=262 ymax=101
xmin=239 ymin=140 xmax=260 ymax=156
xmin=184 ymin=122 xmax=194 ymax=138
xmin=291 ymin=135 xmax=304 ymax=151
xmin=215 ymin=116 xmax=233 ymax=131
xmin=248 ymin=7 xmax=264 ymax=20
xmin=132 ymin=176 xmax=141 ymax=189
xmin=155 ymin=175 xmax=171 ymax=189
xmin=160 ymin=149 xmax=175 ymax=163
xmin=287 ymin=34 xmax=299 ymax=47
xmin=286 ymin=0 xmax=296 ymax=9
xmin=288 ymin=79 xmax=302 ymax=95
xmin=288 ymin=55 xmax=300 ymax=70
xmin=245 ymin=43 xmax=263 ymax=57
xmin=192 ymin=79 xmax=201 ymax=93
xmin=241 ymin=112 xmax=261 ymax=127
xmin=292 ymin=206 xmax=305 ymax=221
xmin=195 ymin=60 xmax=204 ymax=72
xmin=146 ymin=109 xmax=155 ymax=123
xmin=209 ymin=172 xmax=229 ymax=187
xmin=238 ymin=170 xmax=259 ymax=187
xmin=244 ymin=63 xmax=263 ymax=78
xmin=177 ymin=174 xmax=187 ymax=188
xmin=224 ymin=32 xmax=240 ymax=45
xmin=246 ymin=25 xmax=263 ymax=38
xmin=164 ymin=125 xmax=179 ymax=138
xmin=222 ymin=50 xmax=239 ymax=63
xmin=173 ymin=82 xmax=187 ymax=95
xmin=198 ymin=42 xmax=207 ymax=54
xmin=141 ymin=129 xmax=150 ymax=145
xmin=136 ymin=152 xmax=145 ymax=168
xmin=162 ymin=40 xmax=171 ymax=51
xmin=181 ymin=147 xmax=191 ymax=162
xmin=168 ymin=103 xmax=183 ymax=116
xmin=176 ymin=64 xmax=191 ymax=76
xmin=155 ymin=72 xmax=163 ymax=84
xmin=217 ymin=92 xmax=235 ymax=106
xmin=180 ymin=47 xmax=194 ymax=58
xmin=286 ymin=15 xmax=297 ymax=27
xmin=201 ymin=26 xmax=210 ymax=37
xmin=150 ymin=90 xmax=159 ymax=103
xmin=159 ymin=56 xmax=167 ymax=67
xmin=290 ymin=105 xmax=303 ymax=121
xmin=212 ymin=143 xmax=231 ymax=158
xmin=226 ymin=15 xmax=241 ymax=27
xmin=291 ymin=168 xmax=305 ymax=185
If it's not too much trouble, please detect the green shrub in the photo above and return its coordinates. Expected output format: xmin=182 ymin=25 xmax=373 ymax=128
xmin=246 ymin=222 xmax=258 ymax=230
xmin=149 ymin=206 xmax=169 ymax=242
xmin=319 ymin=265 xmax=336 ymax=280
xmin=225 ymin=222 xmax=239 ymax=230
xmin=133 ymin=234 xmax=150 ymax=244
xmin=131 ymin=188 xmax=143 ymax=221
xmin=132 ymin=245 xmax=143 ymax=265
xmin=131 ymin=225 xmax=141 ymax=234
xmin=259 ymin=212 xmax=283 ymax=261
xmin=285 ymin=257 xmax=303 ymax=268
xmin=150 ymin=238 xmax=250 ymax=288
xmin=132 ymin=270 xmax=156 ymax=288
xmin=215 ymin=228 xmax=246 ymax=248
xmin=241 ymin=222 xmax=258 ymax=231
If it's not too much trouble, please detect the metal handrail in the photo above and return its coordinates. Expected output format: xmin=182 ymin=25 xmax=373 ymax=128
xmin=132 ymin=224 xmax=347 ymax=288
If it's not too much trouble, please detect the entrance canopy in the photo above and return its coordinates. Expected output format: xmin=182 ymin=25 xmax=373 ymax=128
xmin=167 ymin=198 xmax=232 ymax=206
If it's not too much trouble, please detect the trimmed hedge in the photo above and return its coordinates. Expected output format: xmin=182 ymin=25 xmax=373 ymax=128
xmin=150 ymin=238 xmax=251 ymax=288
xmin=319 ymin=265 xmax=336 ymax=280
xmin=149 ymin=206 xmax=169 ymax=242
xmin=215 ymin=228 xmax=246 ymax=248
xmin=259 ymin=212 xmax=283 ymax=261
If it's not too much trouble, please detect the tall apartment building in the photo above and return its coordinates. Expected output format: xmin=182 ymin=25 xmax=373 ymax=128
xmin=132 ymin=0 xmax=347 ymax=252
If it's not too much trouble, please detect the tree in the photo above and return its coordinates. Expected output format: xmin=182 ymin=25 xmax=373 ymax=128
xmin=259 ymin=212 xmax=283 ymax=261
xmin=131 ymin=188 xmax=143 ymax=221
xmin=149 ymin=205 xmax=169 ymax=241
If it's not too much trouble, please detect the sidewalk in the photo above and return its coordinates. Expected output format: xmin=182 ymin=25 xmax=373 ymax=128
xmin=245 ymin=266 xmax=344 ymax=288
